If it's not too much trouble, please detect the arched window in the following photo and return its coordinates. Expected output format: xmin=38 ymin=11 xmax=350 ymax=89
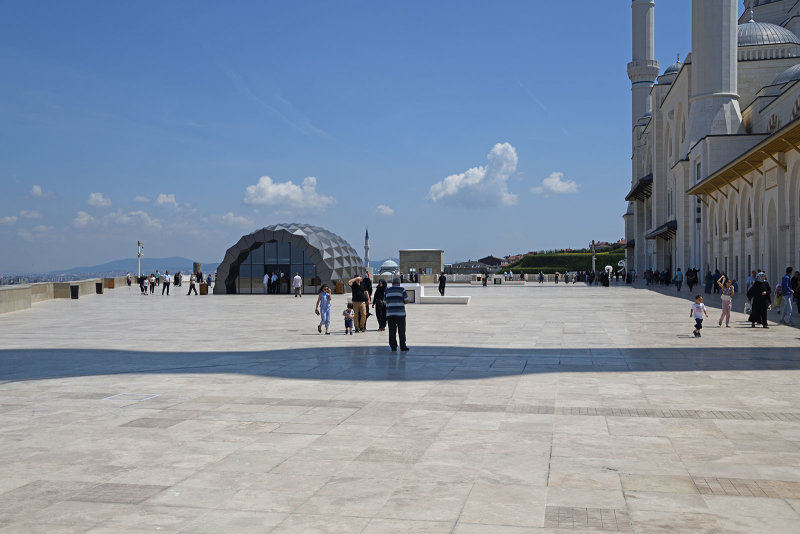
xmin=747 ymin=202 xmax=753 ymax=228
xmin=735 ymin=210 xmax=739 ymax=231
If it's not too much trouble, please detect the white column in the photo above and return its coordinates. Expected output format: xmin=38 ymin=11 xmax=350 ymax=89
xmin=688 ymin=0 xmax=741 ymax=145
xmin=628 ymin=0 xmax=660 ymax=127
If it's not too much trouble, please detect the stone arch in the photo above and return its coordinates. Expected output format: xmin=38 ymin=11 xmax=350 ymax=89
xmin=788 ymin=160 xmax=800 ymax=267
xmin=754 ymin=176 xmax=764 ymax=271
xmin=213 ymin=223 xmax=364 ymax=295
xmin=767 ymin=199 xmax=778 ymax=283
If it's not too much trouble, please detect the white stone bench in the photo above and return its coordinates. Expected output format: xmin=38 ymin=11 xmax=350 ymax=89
xmin=419 ymin=285 xmax=470 ymax=305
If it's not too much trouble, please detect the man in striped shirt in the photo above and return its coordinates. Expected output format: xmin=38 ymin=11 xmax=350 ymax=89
xmin=385 ymin=277 xmax=409 ymax=351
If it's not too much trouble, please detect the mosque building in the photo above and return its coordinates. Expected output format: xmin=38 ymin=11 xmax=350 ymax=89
xmin=624 ymin=0 xmax=800 ymax=284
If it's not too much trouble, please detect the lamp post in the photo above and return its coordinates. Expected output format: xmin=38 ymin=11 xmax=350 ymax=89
xmin=591 ymin=240 xmax=596 ymax=274
xmin=137 ymin=241 xmax=144 ymax=277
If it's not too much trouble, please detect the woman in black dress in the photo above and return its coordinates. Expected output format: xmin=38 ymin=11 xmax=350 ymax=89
xmin=747 ymin=272 xmax=771 ymax=328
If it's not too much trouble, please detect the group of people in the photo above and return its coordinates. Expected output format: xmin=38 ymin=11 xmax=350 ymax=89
xmin=313 ymin=273 xmax=410 ymax=351
xmin=690 ymin=266 xmax=797 ymax=334
xmin=126 ymin=270 xmax=211 ymax=296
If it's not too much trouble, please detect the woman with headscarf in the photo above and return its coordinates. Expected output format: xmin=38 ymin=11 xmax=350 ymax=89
xmin=372 ymin=278 xmax=388 ymax=332
xmin=747 ymin=272 xmax=771 ymax=328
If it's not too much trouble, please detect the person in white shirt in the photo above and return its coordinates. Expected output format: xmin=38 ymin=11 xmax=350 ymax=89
xmin=162 ymin=270 xmax=171 ymax=295
xmin=293 ymin=272 xmax=303 ymax=297
xmin=263 ymin=272 xmax=270 ymax=294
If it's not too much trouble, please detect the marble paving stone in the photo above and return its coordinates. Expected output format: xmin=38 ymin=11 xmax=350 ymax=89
xmin=543 ymin=505 xmax=630 ymax=532
xmin=67 ymin=483 xmax=169 ymax=504
xmin=1 ymin=285 xmax=800 ymax=532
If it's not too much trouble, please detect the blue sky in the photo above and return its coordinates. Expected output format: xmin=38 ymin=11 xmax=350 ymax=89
xmin=1 ymin=1 xmax=731 ymax=273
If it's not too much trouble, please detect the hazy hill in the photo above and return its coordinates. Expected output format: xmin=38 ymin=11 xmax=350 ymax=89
xmin=50 ymin=257 xmax=220 ymax=276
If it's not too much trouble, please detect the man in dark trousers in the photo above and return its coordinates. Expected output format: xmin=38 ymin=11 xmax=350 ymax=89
xmin=348 ymin=275 xmax=369 ymax=332
xmin=438 ymin=272 xmax=446 ymax=296
xmin=385 ymin=277 xmax=409 ymax=351
xmin=362 ymin=273 xmax=373 ymax=325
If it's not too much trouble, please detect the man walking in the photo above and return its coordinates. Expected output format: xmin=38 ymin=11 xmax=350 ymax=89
xmin=293 ymin=272 xmax=303 ymax=297
xmin=348 ymin=275 xmax=369 ymax=332
xmin=438 ymin=271 xmax=446 ymax=296
xmin=162 ymin=270 xmax=171 ymax=295
xmin=187 ymin=272 xmax=197 ymax=295
xmin=780 ymin=266 xmax=794 ymax=325
xmin=385 ymin=277 xmax=409 ymax=351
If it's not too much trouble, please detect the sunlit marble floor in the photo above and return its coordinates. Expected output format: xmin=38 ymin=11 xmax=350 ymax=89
xmin=0 ymin=283 xmax=798 ymax=533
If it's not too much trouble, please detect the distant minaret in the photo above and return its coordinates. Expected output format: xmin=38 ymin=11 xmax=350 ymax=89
xmin=364 ymin=226 xmax=370 ymax=269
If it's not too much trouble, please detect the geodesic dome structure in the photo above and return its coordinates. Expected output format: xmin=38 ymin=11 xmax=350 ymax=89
xmin=214 ymin=223 xmax=364 ymax=294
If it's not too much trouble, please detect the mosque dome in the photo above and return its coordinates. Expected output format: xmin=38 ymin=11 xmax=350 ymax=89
xmin=773 ymin=63 xmax=800 ymax=84
xmin=738 ymin=20 xmax=800 ymax=47
xmin=663 ymin=61 xmax=682 ymax=76
xmin=737 ymin=18 xmax=800 ymax=61
xmin=380 ymin=259 xmax=399 ymax=269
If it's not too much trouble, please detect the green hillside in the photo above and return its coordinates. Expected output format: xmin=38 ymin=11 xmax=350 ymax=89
xmin=506 ymin=251 xmax=626 ymax=274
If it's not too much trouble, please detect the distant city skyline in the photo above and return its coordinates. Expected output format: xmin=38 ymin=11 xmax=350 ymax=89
xmin=1 ymin=1 xmax=739 ymax=273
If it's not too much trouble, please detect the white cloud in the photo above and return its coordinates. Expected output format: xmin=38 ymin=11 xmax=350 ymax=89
xmin=530 ymin=172 xmax=580 ymax=195
xmin=243 ymin=176 xmax=334 ymax=209
xmin=133 ymin=195 xmax=150 ymax=203
xmin=376 ymin=204 xmax=394 ymax=216
xmin=427 ymin=142 xmax=519 ymax=207
xmin=19 ymin=210 xmax=41 ymax=219
xmin=156 ymin=193 xmax=178 ymax=207
xmin=30 ymin=185 xmax=43 ymax=197
xmin=73 ymin=210 xmax=96 ymax=227
xmin=221 ymin=212 xmax=255 ymax=227
xmin=0 ymin=215 xmax=18 ymax=225
xmin=17 ymin=224 xmax=54 ymax=241
xmin=88 ymin=192 xmax=112 ymax=208
xmin=106 ymin=209 xmax=161 ymax=229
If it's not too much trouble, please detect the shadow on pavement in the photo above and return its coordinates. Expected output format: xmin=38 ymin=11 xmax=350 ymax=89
xmin=1 ymin=345 xmax=799 ymax=384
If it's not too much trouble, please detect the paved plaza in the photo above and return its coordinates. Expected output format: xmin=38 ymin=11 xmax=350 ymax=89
xmin=0 ymin=283 xmax=799 ymax=533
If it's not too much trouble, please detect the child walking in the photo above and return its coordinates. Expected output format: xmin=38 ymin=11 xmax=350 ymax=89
xmin=691 ymin=294 xmax=709 ymax=337
xmin=315 ymin=284 xmax=332 ymax=334
xmin=343 ymin=302 xmax=355 ymax=335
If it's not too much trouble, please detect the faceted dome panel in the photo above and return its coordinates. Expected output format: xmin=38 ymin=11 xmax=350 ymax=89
xmin=213 ymin=223 xmax=364 ymax=294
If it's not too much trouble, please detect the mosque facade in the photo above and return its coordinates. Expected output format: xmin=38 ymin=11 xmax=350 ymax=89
xmin=625 ymin=0 xmax=800 ymax=284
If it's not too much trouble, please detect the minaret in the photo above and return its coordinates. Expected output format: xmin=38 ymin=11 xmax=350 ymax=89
xmin=364 ymin=226 xmax=370 ymax=269
xmin=627 ymin=0 xmax=660 ymax=127
xmin=688 ymin=0 xmax=741 ymax=146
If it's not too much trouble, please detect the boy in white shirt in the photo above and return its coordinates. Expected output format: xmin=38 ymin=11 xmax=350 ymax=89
xmin=690 ymin=294 xmax=709 ymax=337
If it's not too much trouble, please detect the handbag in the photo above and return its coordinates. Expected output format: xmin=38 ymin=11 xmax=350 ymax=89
xmin=744 ymin=301 xmax=752 ymax=314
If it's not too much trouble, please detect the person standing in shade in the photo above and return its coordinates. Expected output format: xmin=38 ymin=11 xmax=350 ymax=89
xmin=717 ymin=275 xmax=734 ymax=327
xmin=187 ymin=272 xmax=198 ymax=295
xmin=162 ymin=270 xmax=171 ymax=295
xmin=438 ymin=272 xmax=446 ymax=296
xmin=779 ymin=266 xmax=794 ymax=325
xmin=385 ymin=277 xmax=409 ymax=351
xmin=269 ymin=271 xmax=278 ymax=295
xmin=747 ymin=272 xmax=771 ymax=328
xmin=293 ymin=272 xmax=302 ymax=297
xmin=362 ymin=273 xmax=373 ymax=324
xmin=348 ymin=275 xmax=369 ymax=332
xmin=674 ymin=268 xmax=683 ymax=292
xmin=315 ymin=284 xmax=332 ymax=334
xmin=263 ymin=272 xmax=270 ymax=294
xmin=372 ymin=278 xmax=387 ymax=332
